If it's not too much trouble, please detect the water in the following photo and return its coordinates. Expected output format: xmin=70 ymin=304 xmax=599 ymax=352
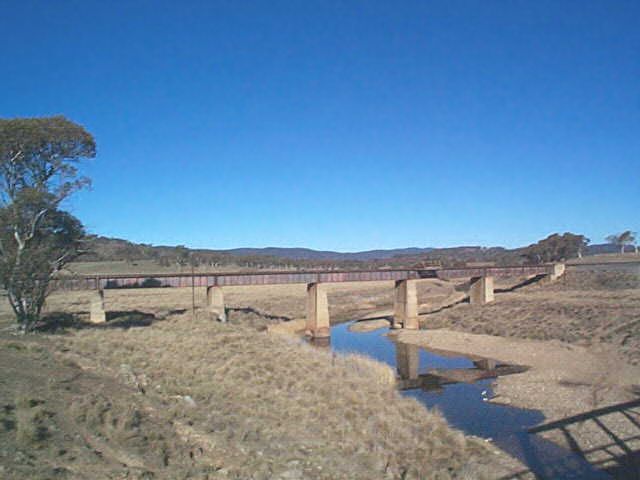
xmin=327 ymin=321 xmax=611 ymax=479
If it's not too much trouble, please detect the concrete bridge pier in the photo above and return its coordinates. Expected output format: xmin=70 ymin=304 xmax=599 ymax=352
xmin=305 ymin=282 xmax=330 ymax=338
xmin=207 ymin=286 xmax=227 ymax=322
xmin=547 ymin=263 xmax=566 ymax=282
xmin=90 ymin=290 xmax=106 ymax=323
xmin=470 ymin=276 xmax=494 ymax=305
xmin=393 ymin=280 xmax=419 ymax=329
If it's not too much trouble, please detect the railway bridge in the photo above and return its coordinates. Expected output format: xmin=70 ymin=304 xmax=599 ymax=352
xmin=51 ymin=263 xmax=565 ymax=338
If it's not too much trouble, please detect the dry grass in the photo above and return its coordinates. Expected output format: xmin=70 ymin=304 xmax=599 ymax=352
xmin=0 ymin=279 xmax=513 ymax=479
xmin=568 ymin=253 xmax=640 ymax=264
xmin=55 ymin=314 xmax=493 ymax=479
xmin=422 ymin=271 xmax=640 ymax=364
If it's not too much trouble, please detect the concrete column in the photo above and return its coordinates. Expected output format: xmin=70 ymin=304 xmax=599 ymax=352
xmin=89 ymin=290 xmax=106 ymax=323
xmin=396 ymin=342 xmax=420 ymax=380
xmin=305 ymin=283 xmax=330 ymax=338
xmin=549 ymin=263 xmax=566 ymax=282
xmin=206 ymin=286 xmax=226 ymax=322
xmin=469 ymin=276 xmax=494 ymax=305
xmin=393 ymin=279 xmax=419 ymax=329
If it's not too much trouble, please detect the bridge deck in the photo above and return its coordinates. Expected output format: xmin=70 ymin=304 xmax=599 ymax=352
xmin=50 ymin=264 xmax=554 ymax=291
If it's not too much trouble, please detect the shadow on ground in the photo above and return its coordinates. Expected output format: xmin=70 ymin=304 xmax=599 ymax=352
xmin=495 ymin=274 xmax=548 ymax=294
xmin=422 ymin=297 xmax=469 ymax=315
xmin=227 ymin=306 xmax=292 ymax=322
xmin=500 ymin=398 xmax=640 ymax=479
xmin=35 ymin=309 xmax=187 ymax=333
xmin=420 ymin=274 xmax=550 ymax=317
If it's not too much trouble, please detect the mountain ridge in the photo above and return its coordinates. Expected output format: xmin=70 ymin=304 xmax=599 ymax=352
xmin=83 ymin=235 xmax=621 ymax=264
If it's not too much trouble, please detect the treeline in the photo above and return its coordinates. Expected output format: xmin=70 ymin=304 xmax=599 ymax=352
xmin=78 ymin=232 xmax=624 ymax=271
xmin=80 ymin=236 xmax=368 ymax=270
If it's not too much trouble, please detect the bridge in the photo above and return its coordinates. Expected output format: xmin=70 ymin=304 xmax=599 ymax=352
xmin=52 ymin=263 xmax=565 ymax=338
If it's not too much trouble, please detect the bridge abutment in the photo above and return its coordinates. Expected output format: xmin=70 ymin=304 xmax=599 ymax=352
xmin=206 ymin=286 xmax=227 ymax=322
xmin=306 ymin=282 xmax=330 ymax=338
xmin=89 ymin=290 xmax=106 ymax=323
xmin=393 ymin=279 xmax=419 ymax=329
xmin=470 ymin=276 xmax=494 ymax=305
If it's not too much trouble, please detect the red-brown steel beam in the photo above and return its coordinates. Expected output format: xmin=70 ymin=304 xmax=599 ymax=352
xmin=49 ymin=264 xmax=555 ymax=291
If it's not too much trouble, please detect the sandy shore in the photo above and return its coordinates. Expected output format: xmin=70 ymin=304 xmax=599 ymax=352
xmin=394 ymin=328 xmax=640 ymax=475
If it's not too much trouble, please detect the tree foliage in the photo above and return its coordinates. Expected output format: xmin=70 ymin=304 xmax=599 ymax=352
xmin=0 ymin=116 xmax=95 ymax=332
xmin=606 ymin=231 xmax=637 ymax=254
xmin=521 ymin=233 xmax=589 ymax=264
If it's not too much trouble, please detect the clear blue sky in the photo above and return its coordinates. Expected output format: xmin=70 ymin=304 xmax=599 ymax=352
xmin=3 ymin=1 xmax=639 ymax=251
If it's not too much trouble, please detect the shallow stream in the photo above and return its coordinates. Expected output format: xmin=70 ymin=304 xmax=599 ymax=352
xmin=325 ymin=321 xmax=610 ymax=479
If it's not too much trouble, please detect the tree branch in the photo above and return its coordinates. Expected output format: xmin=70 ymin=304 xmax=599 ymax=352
xmin=26 ymin=208 xmax=48 ymax=242
xmin=50 ymin=250 xmax=75 ymax=272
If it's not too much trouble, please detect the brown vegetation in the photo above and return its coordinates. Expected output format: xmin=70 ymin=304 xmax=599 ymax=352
xmin=3 ymin=266 xmax=637 ymax=478
xmin=421 ymin=271 xmax=640 ymax=365
xmin=0 ymin=301 xmax=513 ymax=479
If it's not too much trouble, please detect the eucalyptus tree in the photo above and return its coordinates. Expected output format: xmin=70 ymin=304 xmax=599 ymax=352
xmin=606 ymin=231 xmax=637 ymax=254
xmin=522 ymin=233 xmax=590 ymax=264
xmin=0 ymin=116 xmax=96 ymax=331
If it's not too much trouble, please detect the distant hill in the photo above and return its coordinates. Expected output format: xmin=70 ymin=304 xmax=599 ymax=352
xmin=222 ymin=247 xmax=434 ymax=261
xmin=585 ymin=243 xmax=621 ymax=255
xmin=79 ymin=235 xmax=623 ymax=268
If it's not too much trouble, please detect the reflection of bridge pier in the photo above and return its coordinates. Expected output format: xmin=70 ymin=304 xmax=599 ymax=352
xmin=393 ymin=337 xmax=528 ymax=392
xmin=396 ymin=342 xmax=420 ymax=380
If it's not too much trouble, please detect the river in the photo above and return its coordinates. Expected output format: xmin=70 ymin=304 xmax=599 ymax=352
xmin=323 ymin=321 xmax=611 ymax=479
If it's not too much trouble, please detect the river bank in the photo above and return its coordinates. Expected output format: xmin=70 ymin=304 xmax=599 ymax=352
xmin=0 ymin=308 xmax=519 ymax=479
xmin=392 ymin=328 xmax=640 ymax=477
xmin=390 ymin=269 xmax=640 ymax=477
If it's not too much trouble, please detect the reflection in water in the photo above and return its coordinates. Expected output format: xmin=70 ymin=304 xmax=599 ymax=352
xmin=328 ymin=321 xmax=611 ymax=479
xmin=394 ymin=341 xmax=529 ymax=392
xmin=395 ymin=342 xmax=419 ymax=381
xmin=329 ymin=321 xmax=544 ymax=440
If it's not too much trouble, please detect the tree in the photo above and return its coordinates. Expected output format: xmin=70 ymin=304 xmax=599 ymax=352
xmin=0 ymin=116 xmax=96 ymax=332
xmin=175 ymin=245 xmax=190 ymax=269
xmin=606 ymin=231 xmax=636 ymax=254
xmin=521 ymin=233 xmax=589 ymax=264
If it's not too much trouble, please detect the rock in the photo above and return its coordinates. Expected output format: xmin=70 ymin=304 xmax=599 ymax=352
xmin=278 ymin=469 xmax=303 ymax=480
